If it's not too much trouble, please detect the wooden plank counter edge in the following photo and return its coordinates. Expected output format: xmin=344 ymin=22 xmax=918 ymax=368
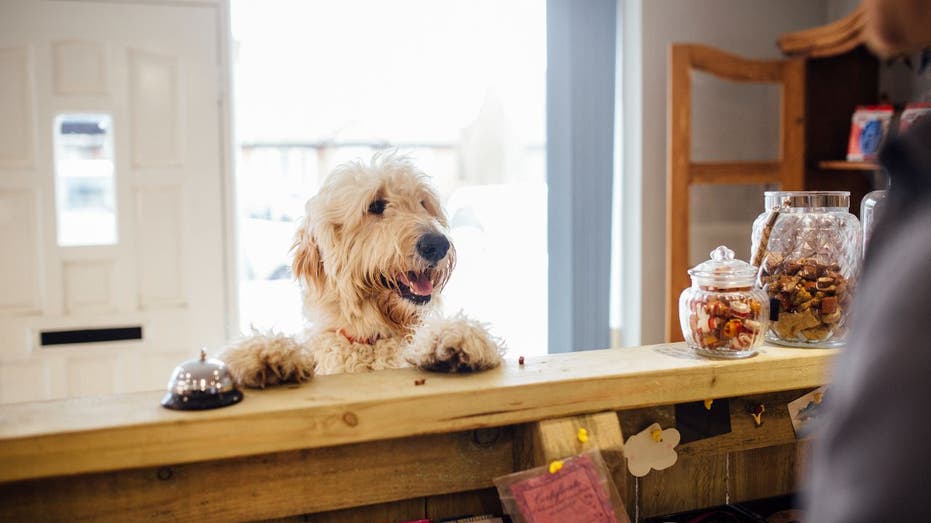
xmin=0 ymin=343 xmax=835 ymax=483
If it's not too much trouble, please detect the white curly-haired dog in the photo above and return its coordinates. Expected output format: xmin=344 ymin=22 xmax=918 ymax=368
xmin=221 ymin=154 xmax=504 ymax=387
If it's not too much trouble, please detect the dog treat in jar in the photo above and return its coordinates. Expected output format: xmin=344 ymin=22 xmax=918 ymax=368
xmin=751 ymin=191 xmax=861 ymax=348
xmin=679 ymin=246 xmax=769 ymax=359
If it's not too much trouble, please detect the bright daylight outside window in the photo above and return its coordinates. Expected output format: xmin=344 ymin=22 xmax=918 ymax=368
xmin=54 ymin=113 xmax=117 ymax=246
xmin=232 ymin=0 xmax=547 ymax=356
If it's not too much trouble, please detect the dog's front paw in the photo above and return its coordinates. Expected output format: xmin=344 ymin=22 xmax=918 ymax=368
xmin=219 ymin=333 xmax=315 ymax=388
xmin=407 ymin=315 xmax=504 ymax=372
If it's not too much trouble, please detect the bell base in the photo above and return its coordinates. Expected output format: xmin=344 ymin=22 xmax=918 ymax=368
xmin=161 ymin=389 xmax=243 ymax=411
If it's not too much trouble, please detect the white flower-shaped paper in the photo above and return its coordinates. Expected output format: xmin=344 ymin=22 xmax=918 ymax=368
xmin=624 ymin=422 xmax=680 ymax=477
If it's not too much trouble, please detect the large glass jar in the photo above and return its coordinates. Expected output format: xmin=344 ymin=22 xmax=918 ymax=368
xmin=751 ymin=191 xmax=861 ymax=348
xmin=679 ymin=245 xmax=769 ymax=359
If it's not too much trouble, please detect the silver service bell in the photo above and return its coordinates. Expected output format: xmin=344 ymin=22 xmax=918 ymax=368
xmin=160 ymin=349 xmax=243 ymax=410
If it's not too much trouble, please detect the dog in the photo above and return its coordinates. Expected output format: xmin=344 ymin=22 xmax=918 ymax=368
xmin=221 ymin=154 xmax=504 ymax=387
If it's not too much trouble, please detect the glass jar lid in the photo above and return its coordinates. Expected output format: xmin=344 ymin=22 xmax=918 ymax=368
xmin=764 ymin=191 xmax=850 ymax=211
xmin=688 ymin=245 xmax=757 ymax=288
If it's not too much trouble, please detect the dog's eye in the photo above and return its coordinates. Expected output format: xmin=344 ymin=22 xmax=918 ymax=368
xmin=420 ymin=200 xmax=426 ymax=209
xmin=368 ymin=199 xmax=387 ymax=215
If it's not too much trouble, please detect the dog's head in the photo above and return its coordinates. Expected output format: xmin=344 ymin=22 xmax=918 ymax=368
xmin=291 ymin=154 xmax=455 ymax=335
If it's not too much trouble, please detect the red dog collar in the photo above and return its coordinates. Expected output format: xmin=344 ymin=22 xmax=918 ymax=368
xmin=337 ymin=328 xmax=381 ymax=345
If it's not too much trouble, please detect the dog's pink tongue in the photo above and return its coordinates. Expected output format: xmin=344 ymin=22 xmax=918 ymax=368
xmin=399 ymin=272 xmax=434 ymax=296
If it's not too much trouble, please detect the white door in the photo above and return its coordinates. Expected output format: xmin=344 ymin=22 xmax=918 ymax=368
xmin=0 ymin=0 xmax=232 ymax=403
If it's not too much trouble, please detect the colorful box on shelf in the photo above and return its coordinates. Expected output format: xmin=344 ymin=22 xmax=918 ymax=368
xmin=846 ymin=105 xmax=894 ymax=162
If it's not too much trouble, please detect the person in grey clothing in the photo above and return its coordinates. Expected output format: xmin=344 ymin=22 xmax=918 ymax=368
xmin=806 ymin=1 xmax=931 ymax=521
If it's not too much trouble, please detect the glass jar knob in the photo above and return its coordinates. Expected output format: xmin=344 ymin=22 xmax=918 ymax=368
xmin=710 ymin=245 xmax=735 ymax=262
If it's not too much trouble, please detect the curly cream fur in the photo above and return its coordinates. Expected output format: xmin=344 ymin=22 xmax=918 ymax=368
xmin=221 ymin=331 xmax=315 ymax=388
xmin=406 ymin=314 xmax=504 ymax=372
xmin=221 ymin=154 xmax=504 ymax=387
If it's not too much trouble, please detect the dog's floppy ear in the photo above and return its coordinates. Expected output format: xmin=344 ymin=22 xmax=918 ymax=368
xmin=421 ymin=188 xmax=448 ymax=228
xmin=291 ymin=222 xmax=325 ymax=290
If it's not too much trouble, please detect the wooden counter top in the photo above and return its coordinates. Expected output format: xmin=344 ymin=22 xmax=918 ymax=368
xmin=0 ymin=343 xmax=836 ymax=484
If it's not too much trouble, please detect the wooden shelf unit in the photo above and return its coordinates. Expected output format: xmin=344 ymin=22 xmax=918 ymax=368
xmin=665 ymin=7 xmax=881 ymax=343
xmin=779 ymin=7 xmax=881 ymax=217
xmin=817 ymin=160 xmax=880 ymax=171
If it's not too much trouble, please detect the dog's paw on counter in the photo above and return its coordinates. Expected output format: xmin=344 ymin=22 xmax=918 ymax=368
xmin=406 ymin=314 xmax=504 ymax=373
xmin=220 ymin=332 xmax=315 ymax=388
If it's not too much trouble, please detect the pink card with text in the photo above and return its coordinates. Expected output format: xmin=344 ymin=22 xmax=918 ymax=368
xmin=508 ymin=454 xmax=618 ymax=523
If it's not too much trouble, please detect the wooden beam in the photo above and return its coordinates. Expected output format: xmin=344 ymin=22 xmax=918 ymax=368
xmin=678 ymin=389 xmax=812 ymax=458
xmin=689 ymin=161 xmax=784 ymax=185
xmin=516 ymin=412 xmax=624 ymax=468
xmin=619 ymin=389 xmax=812 ymax=518
xmin=781 ymin=59 xmax=807 ymax=191
xmin=685 ymin=44 xmax=787 ymax=83
xmin=728 ymin=443 xmax=801 ymax=503
xmin=0 ymin=377 xmax=824 ymax=521
xmin=818 ymin=160 xmax=879 ymax=171
xmin=0 ymin=344 xmax=834 ymax=484
xmin=667 ymin=44 xmax=692 ymax=343
xmin=516 ymin=412 xmax=631 ymax=521
xmin=272 ymin=499 xmax=425 ymax=523
xmin=639 ymin=453 xmax=728 ymax=518
xmin=0 ymin=430 xmax=512 ymax=522
xmin=778 ymin=5 xmax=866 ymax=58
xmin=425 ymin=488 xmax=503 ymax=522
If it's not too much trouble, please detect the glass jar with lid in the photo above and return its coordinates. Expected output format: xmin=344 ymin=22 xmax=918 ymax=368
xmin=751 ymin=191 xmax=861 ymax=348
xmin=679 ymin=245 xmax=769 ymax=359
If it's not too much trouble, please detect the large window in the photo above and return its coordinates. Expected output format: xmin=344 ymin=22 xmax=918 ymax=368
xmin=232 ymin=0 xmax=547 ymax=356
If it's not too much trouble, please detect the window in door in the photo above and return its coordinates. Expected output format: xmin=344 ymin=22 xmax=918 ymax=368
xmin=53 ymin=113 xmax=117 ymax=247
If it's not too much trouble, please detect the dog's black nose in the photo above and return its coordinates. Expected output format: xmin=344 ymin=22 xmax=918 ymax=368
xmin=417 ymin=233 xmax=450 ymax=264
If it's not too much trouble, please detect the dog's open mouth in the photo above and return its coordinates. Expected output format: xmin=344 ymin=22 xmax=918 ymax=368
xmin=396 ymin=270 xmax=433 ymax=305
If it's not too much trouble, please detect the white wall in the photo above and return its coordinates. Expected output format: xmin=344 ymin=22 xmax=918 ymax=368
xmin=826 ymin=0 xmax=859 ymax=21
xmin=621 ymin=0 xmax=832 ymax=345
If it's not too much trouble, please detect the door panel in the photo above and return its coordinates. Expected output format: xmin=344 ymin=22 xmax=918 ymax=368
xmin=62 ymin=260 xmax=115 ymax=313
xmin=128 ymin=49 xmax=181 ymax=167
xmin=136 ymin=186 xmax=185 ymax=308
xmin=52 ymin=40 xmax=108 ymax=95
xmin=0 ymin=189 xmax=42 ymax=314
xmin=0 ymin=46 xmax=36 ymax=168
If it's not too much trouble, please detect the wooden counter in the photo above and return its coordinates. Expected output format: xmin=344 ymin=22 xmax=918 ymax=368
xmin=0 ymin=343 xmax=836 ymax=522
